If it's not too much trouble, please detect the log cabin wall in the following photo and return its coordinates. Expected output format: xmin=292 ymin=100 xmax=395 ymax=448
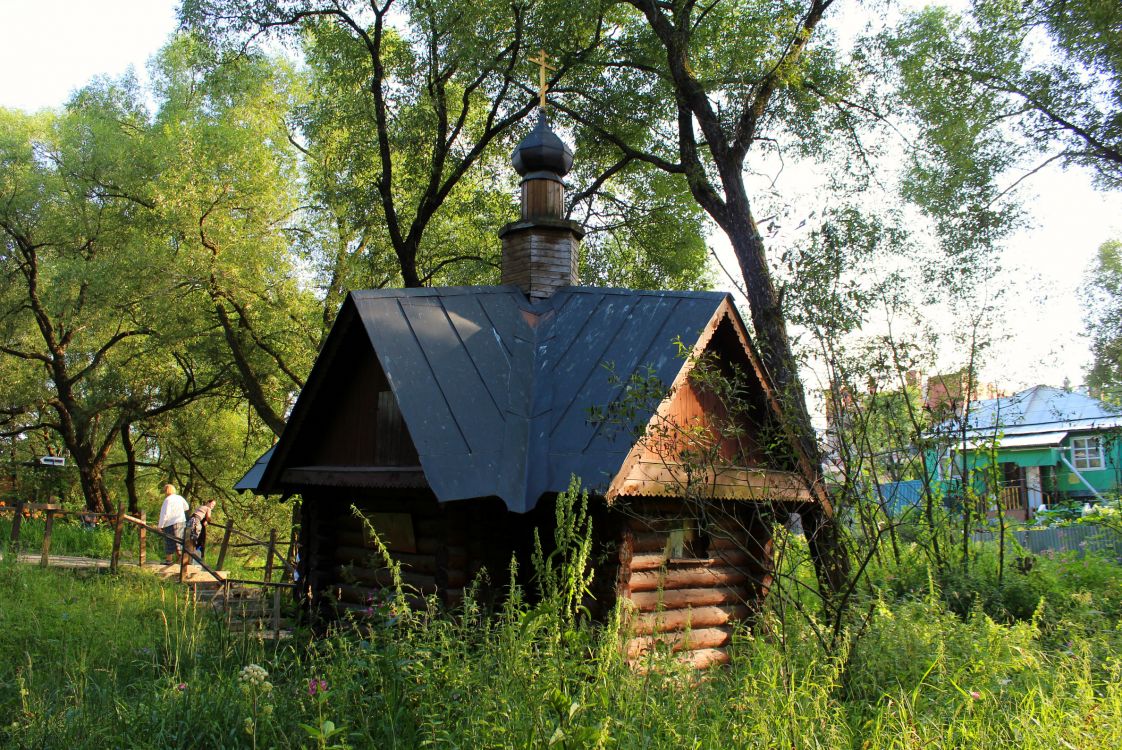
xmin=297 ymin=490 xmax=567 ymax=621
xmin=614 ymin=498 xmax=774 ymax=668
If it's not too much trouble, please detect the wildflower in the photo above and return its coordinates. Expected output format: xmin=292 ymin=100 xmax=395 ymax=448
xmin=176 ymin=683 xmax=188 ymax=692
xmin=261 ymin=704 xmax=274 ymax=717
xmin=238 ymin=664 xmax=269 ymax=686
xmin=244 ymin=717 xmax=255 ymax=735
xmin=308 ymin=678 xmax=328 ymax=696
xmin=970 ymin=691 xmax=982 ymax=700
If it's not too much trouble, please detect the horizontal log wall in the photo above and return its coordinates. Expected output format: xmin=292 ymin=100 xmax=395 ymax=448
xmin=617 ymin=500 xmax=774 ymax=668
xmin=305 ymin=493 xmax=521 ymax=619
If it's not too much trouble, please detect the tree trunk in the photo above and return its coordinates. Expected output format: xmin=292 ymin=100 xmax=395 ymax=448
xmin=212 ymin=296 xmax=287 ymax=436
xmin=76 ymin=461 xmax=113 ymax=515
xmin=121 ymin=421 xmax=140 ymax=514
xmin=720 ymin=207 xmax=850 ymax=592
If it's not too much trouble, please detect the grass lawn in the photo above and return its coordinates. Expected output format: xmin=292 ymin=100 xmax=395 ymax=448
xmin=2 ymin=540 xmax=1122 ymax=748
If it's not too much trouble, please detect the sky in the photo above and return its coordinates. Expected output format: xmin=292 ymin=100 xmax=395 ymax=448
xmin=1 ymin=0 xmax=1119 ymax=399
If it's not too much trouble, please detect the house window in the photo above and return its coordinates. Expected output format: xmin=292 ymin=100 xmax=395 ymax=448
xmin=665 ymin=521 xmax=710 ymax=562
xmin=1071 ymin=437 xmax=1105 ymax=471
xmin=938 ymin=450 xmax=962 ymax=480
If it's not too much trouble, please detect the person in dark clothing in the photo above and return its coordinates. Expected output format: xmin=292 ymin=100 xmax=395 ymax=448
xmin=185 ymin=499 xmax=217 ymax=563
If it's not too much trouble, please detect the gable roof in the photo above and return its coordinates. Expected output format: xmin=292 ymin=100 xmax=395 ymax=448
xmin=943 ymin=385 xmax=1122 ymax=441
xmin=242 ymin=284 xmax=796 ymax=512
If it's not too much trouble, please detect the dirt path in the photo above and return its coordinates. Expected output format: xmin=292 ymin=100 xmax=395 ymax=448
xmin=0 ymin=551 xmax=226 ymax=584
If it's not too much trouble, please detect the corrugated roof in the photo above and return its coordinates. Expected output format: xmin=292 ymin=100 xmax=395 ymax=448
xmin=951 ymin=385 xmax=1122 ymax=438
xmin=956 ymin=432 xmax=1068 ymax=451
xmin=242 ymin=286 xmax=736 ymax=512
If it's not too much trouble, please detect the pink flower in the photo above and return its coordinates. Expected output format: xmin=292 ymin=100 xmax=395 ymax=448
xmin=308 ymin=678 xmax=328 ymax=696
xmin=970 ymin=691 xmax=981 ymax=700
xmin=176 ymin=683 xmax=188 ymax=691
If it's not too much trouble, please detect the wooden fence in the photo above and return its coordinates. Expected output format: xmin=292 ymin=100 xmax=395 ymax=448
xmin=1 ymin=502 xmax=298 ymax=636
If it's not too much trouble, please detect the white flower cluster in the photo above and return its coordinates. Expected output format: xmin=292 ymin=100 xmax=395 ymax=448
xmin=238 ymin=664 xmax=272 ymax=691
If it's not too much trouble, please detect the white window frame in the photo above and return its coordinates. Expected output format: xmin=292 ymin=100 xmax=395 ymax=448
xmin=937 ymin=450 xmax=962 ymax=480
xmin=1071 ymin=436 xmax=1105 ymax=471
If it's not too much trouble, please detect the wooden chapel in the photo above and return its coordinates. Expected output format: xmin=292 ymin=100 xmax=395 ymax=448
xmin=236 ymin=108 xmax=827 ymax=666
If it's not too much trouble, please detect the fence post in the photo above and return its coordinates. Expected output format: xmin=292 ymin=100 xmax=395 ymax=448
xmin=283 ymin=525 xmax=297 ymax=582
xmin=272 ymin=587 xmax=282 ymax=640
xmin=39 ymin=509 xmax=55 ymax=567
xmin=10 ymin=502 xmax=24 ymax=546
xmin=110 ymin=502 xmax=125 ymax=573
xmin=264 ymin=528 xmax=277 ymax=583
xmin=137 ymin=510 xmax=147 ymax=567
xmin=216 ymin=521 xmax=234 ymax=571
xmin=179 ymin=529 xmax=191 ymax=584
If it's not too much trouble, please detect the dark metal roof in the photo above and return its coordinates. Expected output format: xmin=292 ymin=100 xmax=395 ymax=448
xmin=239 ymin=285 xmax=732 ymax=512
xmin=234 ymin=446 xmax=274 ymax=492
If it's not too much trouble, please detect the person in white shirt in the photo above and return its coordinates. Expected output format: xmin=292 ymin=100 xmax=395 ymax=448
xmin=157 ymin=484 xmax=190 ymax=564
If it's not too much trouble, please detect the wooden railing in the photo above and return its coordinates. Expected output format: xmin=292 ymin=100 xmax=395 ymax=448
xmin=2 ymin=502 xmax=297 ymax=639
xmin=1 ymin=502 xmax=297 ymax=586
xmin=998 ymin=485 xmax=1025 ymax=514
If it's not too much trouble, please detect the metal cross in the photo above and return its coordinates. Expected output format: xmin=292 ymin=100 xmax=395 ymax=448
xmin=528 ymin=49 xmax=557 ymax=108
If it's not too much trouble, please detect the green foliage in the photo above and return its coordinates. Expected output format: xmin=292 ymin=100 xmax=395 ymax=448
xmin=882 ymin=0 xmax=1122 ymax=280
xmin=3 ymin=535 xmax=1122 ymax=748
xmin=530 ymin=477 xmax=596 ymax=629
xmin=1085 ymin=239 xmax=1122 ymax=402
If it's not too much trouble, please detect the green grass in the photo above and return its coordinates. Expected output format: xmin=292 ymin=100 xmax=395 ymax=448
xmin=2 ymin=537 xmax=1122 ymax=749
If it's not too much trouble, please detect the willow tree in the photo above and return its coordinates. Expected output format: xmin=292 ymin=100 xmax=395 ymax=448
xmin=150 ymin=35 xmax=319 ymax=437
xmin=0 ymin=94 xmax=221 ymax=513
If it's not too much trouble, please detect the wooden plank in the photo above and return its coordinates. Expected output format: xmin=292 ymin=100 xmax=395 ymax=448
xmin=631 ymin=531 xmax=669 ymax=553
xmin=333 ymin=546 xmax=439 ymax=574
xmin=216 ymin=520 xmax=234 ymax=570
xmin=677 ymin=647 xmax=730 ymax=669
xmin=630 ymin=586 xmax=748 ymax=612
xmin=9 ymin=503 xmax=24 ymax=544
xmin=264 ymin=529 xmax=277 ymax=583
xmin=272 ymin=588 xmax=282 ymax=641
xmin=280 ymin=466 xmax=427 ymax=488
xmin=333 ymin=565 xmax=436 ymax=591
xmin=615 ymin=461 xmax=811 ymax=501
xmin=111 ymin=504 xmax=125 ymax=574
xmin=713 ymin=549 xmax=757 ymax=569
xmin=137 ymin=510 xmax=146 ymax=567
xmin=625 ymin=626 xmax=732 ymax=659
xmin=630 ymin=604 xmax=750 ymax=635
xmin=39 ymin=510 xmax=54 ymax=567
xmin=629 ymin=565 xmax=750 ymax=593
xmin=331 ymin=583 xmax=433 ymax=606
xmin=445 ymin=587 xmax=464 ymax=609
xmin=630 ymin=552 xmax=667 ymax=572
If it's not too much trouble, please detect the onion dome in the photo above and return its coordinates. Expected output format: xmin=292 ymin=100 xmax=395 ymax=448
xmin=511 ymin=110 xmax=573 ymax=183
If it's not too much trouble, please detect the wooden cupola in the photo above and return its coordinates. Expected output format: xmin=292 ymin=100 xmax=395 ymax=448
xmin=499 ymin=111 xmax=583 ymax=300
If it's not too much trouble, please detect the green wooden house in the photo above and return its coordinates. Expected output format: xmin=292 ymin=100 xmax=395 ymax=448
xmin=928 ymin=386 xmax=1122 ymax=520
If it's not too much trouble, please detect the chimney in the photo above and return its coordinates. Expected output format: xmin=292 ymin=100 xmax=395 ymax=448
xmin=499 ymin=111 xmax=584 ymax=300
